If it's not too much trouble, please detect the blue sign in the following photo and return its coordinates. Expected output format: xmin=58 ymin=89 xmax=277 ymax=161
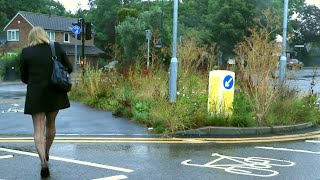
xmin=72 ymin=25 xmax=81 ymax=35
xmin=223 ymin=75 xmax=234 ymax=90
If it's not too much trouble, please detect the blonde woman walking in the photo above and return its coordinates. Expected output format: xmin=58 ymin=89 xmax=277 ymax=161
xmin=20 ymin=26 xmax=73 ymax=177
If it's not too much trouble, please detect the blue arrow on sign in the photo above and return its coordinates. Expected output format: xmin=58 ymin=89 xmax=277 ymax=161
xmin=223 ymin=75 xmax=234 ymax=90
xmin=72 ymin=25 xmax=81 ymax=35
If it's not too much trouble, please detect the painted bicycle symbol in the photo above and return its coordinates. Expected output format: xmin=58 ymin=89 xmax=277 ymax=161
xmin=181 ymin=153 xmax=295 ymax=177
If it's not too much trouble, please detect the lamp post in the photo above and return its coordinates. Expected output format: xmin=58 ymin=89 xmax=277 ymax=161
xmin=279 ymin=0 xmax=289 ymax=85
xmin=146 ymin=29 xmax=152 ymax=69
xmin=169 ymin=0 xmax=178 ymax=103
xmin=160 ymin=0 xmax=164 ymax=44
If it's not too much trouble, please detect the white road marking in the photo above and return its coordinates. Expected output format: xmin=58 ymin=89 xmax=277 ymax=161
xmin=255 ymin=146 xmax=320 ymax=155
xmin=1 ymin=108 xmax=24 ymax=113
xmin=182 ymin=153 xmax=294 ymax=177
xmin=0 ymin=155 xmax=14 ymax=159
xmin=92 ymin=175 xmax=128 ymax=180
xmin=306 ymin=140 xmax=320 ymax=144
xmin=0 ymin=148 xmax=133 ymax=173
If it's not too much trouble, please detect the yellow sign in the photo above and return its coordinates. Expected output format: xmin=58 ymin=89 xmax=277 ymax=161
xmin=208 ymin=70 xmax=235 ymax=115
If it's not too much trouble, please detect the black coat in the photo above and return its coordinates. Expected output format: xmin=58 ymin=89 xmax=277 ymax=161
xmin=20 ymin=42 xmax=73 ymax=114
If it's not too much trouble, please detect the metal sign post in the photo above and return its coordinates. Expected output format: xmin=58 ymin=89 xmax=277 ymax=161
xmin=72 ymin=25 xmax=81 ymax=72
xmin=74 ymin=34 xmax=78 ymax=72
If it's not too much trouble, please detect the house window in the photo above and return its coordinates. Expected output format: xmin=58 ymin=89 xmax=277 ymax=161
xmin=64 ymin=33 xmax=69 ymax=43
xmin=7 ymin=29 xmax=20 ymax=41
xmin=47 ymin=31 xmax=55 ymax=41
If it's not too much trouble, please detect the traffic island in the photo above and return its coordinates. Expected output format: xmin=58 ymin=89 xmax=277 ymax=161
xmin=171 ymin=122 xmax=315 ymax=137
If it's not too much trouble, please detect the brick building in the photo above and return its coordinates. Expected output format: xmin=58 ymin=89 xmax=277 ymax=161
xmin=1 ymin=11 xmax=105 ymax=67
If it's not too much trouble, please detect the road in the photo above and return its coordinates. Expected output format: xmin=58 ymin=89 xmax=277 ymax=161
xmin=0 ymin=139 xmax=320 ymax=179
xmin=287 ymin=68 xmax=320 ymax=93
xmin=0 ymin=83 xmax=149 ymax=136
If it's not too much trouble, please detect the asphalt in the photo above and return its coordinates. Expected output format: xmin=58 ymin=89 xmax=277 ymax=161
xmin=0 ymin=77 xmax=319 ymax=139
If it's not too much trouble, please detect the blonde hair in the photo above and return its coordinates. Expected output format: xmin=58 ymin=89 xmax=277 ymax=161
xmin=28 ymin=26 xmax=50 ymax=46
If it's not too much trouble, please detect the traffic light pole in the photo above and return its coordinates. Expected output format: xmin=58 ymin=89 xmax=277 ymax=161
xmin=72 ymin=18 xmax=92 ymax=74
xmin=74 ymin=34 xmax=78 ymax=72
xmin=82 ymin=19 xmax=85 ymax=62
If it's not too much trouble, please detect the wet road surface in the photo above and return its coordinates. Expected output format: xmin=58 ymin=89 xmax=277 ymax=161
xmin=0 ymin=139 xmax=319 ymax=180
xmin=0 ymin=83 xmax=149 ymax=136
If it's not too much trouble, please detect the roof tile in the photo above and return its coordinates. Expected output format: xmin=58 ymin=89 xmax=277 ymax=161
xmin=19 ymin=11 xmax=77 ymax=32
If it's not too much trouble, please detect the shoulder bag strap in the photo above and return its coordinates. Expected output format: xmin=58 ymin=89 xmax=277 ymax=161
xmin=49 ymin=41 xmax=57 ymax=61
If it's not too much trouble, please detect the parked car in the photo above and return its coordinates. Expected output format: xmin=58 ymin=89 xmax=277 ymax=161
xmin=287 ymin=59 xmax=303 ymax=70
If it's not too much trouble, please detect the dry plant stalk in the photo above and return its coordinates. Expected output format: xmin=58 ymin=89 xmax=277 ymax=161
xmin=235 ymin=10 xmax=281 ymax=125
xmin=82 ymin=66 xmax=103 ymax=99
xmin=178 ymin=36 xmax=219 ymax=79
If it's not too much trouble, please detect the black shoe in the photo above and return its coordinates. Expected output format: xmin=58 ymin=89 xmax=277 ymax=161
xmin=41 ymin=167 xmax=50 ymax=178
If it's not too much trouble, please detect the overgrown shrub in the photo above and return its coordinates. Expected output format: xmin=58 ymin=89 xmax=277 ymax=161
xmin=234 ymin=11 xmax=281 ymax=125
xmin=70 ymin=11 xmax=319 ymax=134
xmin=0 ymin=54 xmax=21 ymax=81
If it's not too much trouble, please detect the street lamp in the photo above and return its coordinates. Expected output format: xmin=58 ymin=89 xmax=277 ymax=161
xmin=146 ymin=29 xmax=152 ymax=69
xmin=169 ymin=0 xmax=178 ymax=103
xmin=279 ymin=0 xmax=289 ymax=85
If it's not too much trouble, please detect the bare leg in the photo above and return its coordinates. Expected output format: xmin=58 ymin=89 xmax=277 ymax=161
xmin=45 ymin=110 xmax=59 ymax=161
xmin=32 ymin=113 xmax=48 ymax=168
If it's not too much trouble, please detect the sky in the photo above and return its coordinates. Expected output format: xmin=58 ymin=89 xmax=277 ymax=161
xmin=56 ymin=0 xmax=320 ymax=13
xmin=55 ymin=0 xmax=90 ymax=13
xmin=305 ymin=0 xmax=320 ymax=8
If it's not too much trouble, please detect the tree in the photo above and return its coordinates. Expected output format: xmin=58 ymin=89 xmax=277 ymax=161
xmin=116 ymin=7 xmax=163 ymax=64
xmin=206 ymin=0 xmax=256 ymax=59
xmin=43 ymin=0 xmax=67 ymax=16
xmin=116 ymin=16 xmax=146 ymax=64
xmin=205 ymin=0 xmax=305 ymax=60
xmin=179 ymin=0 xmax=208 ymax=28
xmin=87 ymin=0 xmax=122 ymax=53
xmin=291 ymin=5 xmax=320 ymax=44
xmin=117 ymin=8 xmax=138 ymax=24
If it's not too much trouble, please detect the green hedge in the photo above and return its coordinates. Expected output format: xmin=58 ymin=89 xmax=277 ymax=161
xmin=0 ymin=54 xmax=21 ymax=81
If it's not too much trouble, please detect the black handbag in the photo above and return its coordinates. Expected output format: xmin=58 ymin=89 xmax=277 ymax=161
xmin=49 ymin=42 xmax=72 ymax=92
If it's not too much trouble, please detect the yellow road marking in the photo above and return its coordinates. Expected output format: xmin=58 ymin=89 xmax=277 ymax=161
xmin=214 ymin=134 xmax=320 ymax=143
xmin=0 ymin=99 xmax=24 ymax=103
xmin=0 ymin=131 xmax=319 ymax=144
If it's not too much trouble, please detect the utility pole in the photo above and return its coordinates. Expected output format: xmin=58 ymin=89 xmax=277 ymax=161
xmin=160 ymin=0 xmax=164 ymax=45
xmin=158 ymin=0 xmax=164 ymax=62
xmin=279 ymin=0 xmax=289 ymax=85
xmin=169 ymin=0 xmax=178 ymax=103
xmin=81 ymin=18 xmax=85 ymax=62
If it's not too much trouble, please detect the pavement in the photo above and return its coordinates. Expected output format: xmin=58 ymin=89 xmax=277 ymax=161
xmin=0 ymin=70 xmax=319 ymax=140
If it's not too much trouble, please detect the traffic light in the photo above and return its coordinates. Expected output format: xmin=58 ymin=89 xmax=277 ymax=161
xmin=78 ymin=18 xmax=84 ymax=40
xmin=85 ymin=22 xmax=92 ymax=40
